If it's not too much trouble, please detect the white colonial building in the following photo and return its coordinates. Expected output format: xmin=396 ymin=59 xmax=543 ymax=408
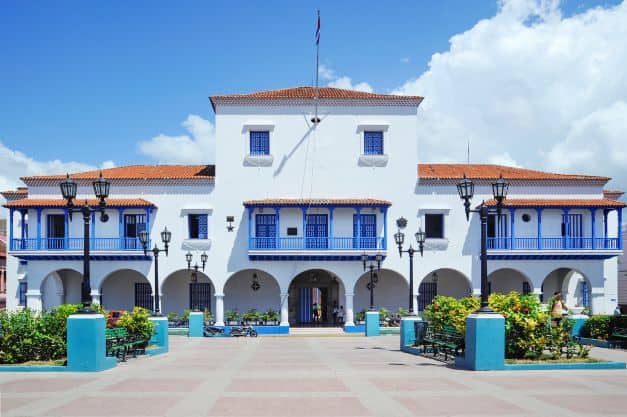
xmin=1 ymin=87 xmax=624 ymax=327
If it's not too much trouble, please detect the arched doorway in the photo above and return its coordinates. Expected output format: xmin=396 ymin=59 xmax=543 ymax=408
xmin=488 ymin=268 xmax=533 ymax=295
xmin=224 ymin=269 xmax=280 ymax=315
xmin=418 ymin=269 xmax=472 ymax=311
xmin=354 ymin=269 xmax=407 ymax=314
xmin=100 ymin=269 xmax=152 ymax=311
xmin=40 ymin=269 xmax=82 ymax=311
xmin=161 ymin=269 xmax=214 ymax=316
xmin=288 ymin=269 xmax=345 ymax=327
xmin=542 ymin=268 xmax=591 ymax=311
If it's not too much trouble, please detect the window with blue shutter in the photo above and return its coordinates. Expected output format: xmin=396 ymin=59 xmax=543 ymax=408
xmin=188 ymin=214 xmax=208 ymax=239
xmin=353 ymin=214 xmax=377 ymax=248
xmin=250 ymin=131 xmax=270 ymax=155
xmin=255 ymin=214 xmax=277 ymax=248
xmin=364 ymin=131 xmax=383 ymax=155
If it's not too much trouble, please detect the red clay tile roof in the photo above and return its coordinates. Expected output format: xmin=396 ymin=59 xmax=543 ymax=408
xmin=4 ymin=198 xmax=156 ymax=208
xmin=418 ymin=164 xmax=610 ymax=182
xmin=21 ymin=165 xmax=215 ymax=182
xmin=243 ymin=198 xmax=392 ymax=207
xmin=483 ymin=198 xmax=626 ymax=208
xmin=0 ymin=188 xmax=28 ymax=196
xmin=603 ymin=190 xmax=625 ymax=199
xmin=210 ymin=87 xmax=423 ymax=110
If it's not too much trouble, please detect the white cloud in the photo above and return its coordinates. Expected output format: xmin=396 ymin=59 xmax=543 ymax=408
xmin=328 ymin=76 xmax=374 ymax=93
xmin=0 ymin=141 xmax=114 ymax=191
xmin=401 ymin=57 xmax=411 ymax=63
xmin=318 ymin=64 xmax=336 ymax=81
xmin=393 ymin=0 xmax=627 ymax=190
xmin=137 ymin=115 xmax=215 ymax=164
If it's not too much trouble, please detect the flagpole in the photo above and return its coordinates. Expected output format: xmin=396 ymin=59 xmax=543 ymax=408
xmin=313 ymin=10 xmax=320 ymax=124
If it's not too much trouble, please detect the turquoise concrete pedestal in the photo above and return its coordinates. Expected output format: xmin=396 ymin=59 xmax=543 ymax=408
xmin=365 ymin=311 xmax=380 ymax=337
xmin=459 ymin=313 xmax=505 ymax=371
xmin=400 ymin=316 xmax=421 ymax=347
xmin=569 ymin=314 xmax=589 ymax=338
xmin=67 ymin=314 xmax=116 ymax=372
xmin=148 ymin=316 xmax=169 ymax=355
xmin=189 ymin=312 xmax=204 ymax=337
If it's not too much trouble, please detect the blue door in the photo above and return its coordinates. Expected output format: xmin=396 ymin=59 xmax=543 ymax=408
xmin=306 ymin=214 xmax=328 ymax=249
xmin=255 ymin=214 xmax=276 ymax=248
xmin=353 ymin=214 xmax=377 ymax=249
xmin=562 ymin=213 xmax=583 ymax=248
xmin=46 ymin=214 xmax=65 ymax=249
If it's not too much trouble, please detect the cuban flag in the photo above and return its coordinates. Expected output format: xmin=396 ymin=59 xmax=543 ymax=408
xmin=315 ymin=12 xmax=320 ymax=45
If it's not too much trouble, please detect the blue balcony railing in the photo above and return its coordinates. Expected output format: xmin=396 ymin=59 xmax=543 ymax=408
xmin=249 ymin=237 xmax=385 ymax=251
xmin=487 ymin=237 xmax=620 ymax=250
xmin=10 ymin=237 xmax=150 ymax=252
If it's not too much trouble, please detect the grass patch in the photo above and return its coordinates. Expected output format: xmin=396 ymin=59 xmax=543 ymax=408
xmin=506 ymin=357 xmax=604 ymax=364
xmin=4 ymin=359 xmax=66 ymax=366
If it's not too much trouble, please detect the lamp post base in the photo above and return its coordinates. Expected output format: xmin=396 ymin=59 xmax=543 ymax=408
xmin=75 ymin=306 xmax=98 ymax=315
xmin=474 ymin=305 xmax=498 ymax=314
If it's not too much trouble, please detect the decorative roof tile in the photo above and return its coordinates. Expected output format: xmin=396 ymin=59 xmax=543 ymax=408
xmin=4 ymin=198 xmax=156 ymax=208
xmin=21 ymin=165 xmax=215 ymax=182
xmin=0 ymin=187 xmax=28 ymax=196
xmin=482 ymin=198 xmax=626 ymax=208
xmin=418 ymin=164 xmax=610 ymax=182
xmin=603 ymin=190 xmax=625 ymax=200
xmin=243 ymin=198 xmax=392 ymax=207
xmin=210 ymin=86 xmax=423 ymax=110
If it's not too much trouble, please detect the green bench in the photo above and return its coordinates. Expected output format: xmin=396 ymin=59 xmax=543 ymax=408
xmin=105 ymin=327 xmax=145 ymax=361
xmin=610 ymin=327 xmax=627 ymax=349
xmin=422 ymin=324 xmax=464 ymax=361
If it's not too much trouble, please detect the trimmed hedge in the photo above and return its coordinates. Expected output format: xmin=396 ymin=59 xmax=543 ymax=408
xmin=581 ymin=315 xmax=627 ymax=340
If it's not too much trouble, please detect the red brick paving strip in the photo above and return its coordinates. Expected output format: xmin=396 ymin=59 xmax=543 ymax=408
xmin=395 ymin=394 xmax=526 ymax=416
xmin=226 ymin=377 xmax=349 ymax=392
xmin=534 ymin=394 xmax=627 ymax=414
xmin=44 ymin=395 xmax=182 ymax=417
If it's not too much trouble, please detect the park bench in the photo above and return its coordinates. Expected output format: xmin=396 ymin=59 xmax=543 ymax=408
xmin=421 ymin=323 xmax=464 ymax=361
xmin=610 ymin=327 xmax=627 ymax=349
xmin=105 ymin=327 xmax=145 ymax=361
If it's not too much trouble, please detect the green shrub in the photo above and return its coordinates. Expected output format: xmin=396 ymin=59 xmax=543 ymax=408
xmin=117 ymin=307 xmax=154 ymax=344
xmin=264 ymin=309 xmax=279 ymax=322
xmin=397 ymin=307 xmax=409 ymax=317
xmin=355 ymin=310 xmax=366 ymax=322
xmin=203 ymin=308 xmax=213 ymax=322
xmin=181 ymin=309 xmax=191 ymax=321
xmin=378 ymin=307 xmax=390 ymax=321
xmin=424 ymin=295 xmax=479 ymax=334
xmin=242 ymin=309 xmax=261 ymax=322
xmin=581 ymin=315 xmax=612 ymax=340
xmin=225 ymin=309 xmax=240 ymax=322
xmin=167 ymin=312 xmax=178 ymax=321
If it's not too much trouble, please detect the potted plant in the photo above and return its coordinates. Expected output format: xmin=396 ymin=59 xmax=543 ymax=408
xmin=167 ymin=312 xmax=179 ymax=327
xmin=242 ymin=309 xmax=261 ymax=325
xmin=379 ymin=307 xmax=390 ymax=326
xmin=397 ymin=307 xmax=409 ymax=317
xmin=355 ymin=310 xmax=366 ymax=324
xmin=264 ymin=309 xmax=279 ymax=325
xmin=203 ymin=308 xmax=214 ymax=324
xmin=225 ymin=309 xmax=240 ymax=326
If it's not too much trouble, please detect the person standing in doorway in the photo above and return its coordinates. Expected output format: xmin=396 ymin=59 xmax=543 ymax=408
xmin=332 ymin=303 xmax=339 ymax=326
xmin=338 ymin=306 xmax=344 ymax=325
xmin=312 ymin=303 xmax=318 ymax=324
xmin=550 ymin=291 xmax=568 ymax=326
xmin=317 ymin=303 xmax=323 ymax=326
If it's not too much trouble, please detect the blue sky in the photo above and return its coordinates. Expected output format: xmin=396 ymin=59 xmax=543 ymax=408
xmin=1 ymin=0 xmax=626 ymax=194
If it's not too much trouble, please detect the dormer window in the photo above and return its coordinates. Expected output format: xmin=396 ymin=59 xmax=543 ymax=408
xmin=250 ymin=131 xmax=270 ymax=156
xmin=364 ymin=131 xmax=383 ymax=155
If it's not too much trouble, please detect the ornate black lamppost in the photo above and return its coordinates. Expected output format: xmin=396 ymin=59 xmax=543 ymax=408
xmin=361 ymin=253 xmax=383 ymax=311
xmin=138 ymin=227 xmax=171 ymax=316
xmin=186 ymin=252 xmax=208 ymax=312
xmin=60 ymin=173 xmax=110 ymax=314
xmin=393 ymin=217 xmax=426 ymax=316
xmin=456 ymin=174 xmax=509 ymax=313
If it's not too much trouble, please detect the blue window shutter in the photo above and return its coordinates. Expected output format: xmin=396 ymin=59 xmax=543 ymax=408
xmin=19 ymin=282 xmax=28 ymax=306
xmin=250 ymin=131 xmax=270 ymax=155
xmin=364 ymin=131 xmax=383 ymax=155
xmin=198 ymin=214 xmax=208 ymax=239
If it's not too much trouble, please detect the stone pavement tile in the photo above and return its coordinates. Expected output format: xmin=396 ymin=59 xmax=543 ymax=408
xmin=481 ymin=375 xmax=588 ymax=390
xmin=243 ymin=362 xmax=330 ymax=370
xmin=1 ymin=396 xmax=36 ymax=413
xmin=43 ymin=395 xmax=182 ymax=417
xmin=534 ymin=394 xmax=627 ymax=414
xmin=586 ymin=375 xmax=627 ymax=388
xmin=395 ymin=394 xmax=526 ymax=416
xmin=226 ymin=377 xmax=349 ymax=392
xmin=102 ymin=377 xmax=204 ymax=392
xmin=370 ymin=376 xmax=469 ymax=391
xmin=0 ymin=377 xmax=92 ymax=393
xmin=207 ymin=396 xmax=371 ymax=416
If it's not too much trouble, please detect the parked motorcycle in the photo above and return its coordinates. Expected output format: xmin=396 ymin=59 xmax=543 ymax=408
xmin=203 ymin=324 xmax=226 ymax=337
xmin=229 ymin=325 xmax=258 ymax=337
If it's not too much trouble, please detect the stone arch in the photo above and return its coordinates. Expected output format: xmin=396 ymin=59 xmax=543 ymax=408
xmin=487 ymin=268 xmax=533 ymax=295
xmin=161 ymin=269 xmax=214 ymax=316
xmin=223 ymin=269 xmax=281 ymax=314
xmin=353 ymin=268 xmax=408 ymax=314
xmin=287 ymin=268 xmax=346 ymax=326
xmin=418 ymin=268 xmax=472 ymax=311
xmin=542 ymin=267 xmax=591 ymax=311
xmin=40 ymin=268 xmax=82 ymax=311
xmin=99 ymin=269 xmax=151 ymax=311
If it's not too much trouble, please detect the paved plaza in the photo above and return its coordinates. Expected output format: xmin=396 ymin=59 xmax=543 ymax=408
xmin=1 ymin=335 xmax=627 ymax=417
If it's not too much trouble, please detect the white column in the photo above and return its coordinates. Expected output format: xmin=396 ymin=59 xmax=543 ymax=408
xmin=533 ymin=287 xmax=543 ymax=303
xmin=345 ymin=292 xmax=354 ymax=326
xmin=412 ymin=292 xmax=418 ymax=314
xmin=91 ymin=290 xmax=101 ymax=307
xmin=215 ymin=293 xmax=225 ymax=326
xmin=26 ymin=289 xmax=42 ymax=312
xmin=280 ymin=292 xmax=289 ymax=326
xmin=590 ymin=288 xmax=606 ymax=315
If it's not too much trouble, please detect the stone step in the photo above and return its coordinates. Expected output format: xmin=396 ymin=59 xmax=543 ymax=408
xmin=289 ymin=327 xmax=348 ymax=336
